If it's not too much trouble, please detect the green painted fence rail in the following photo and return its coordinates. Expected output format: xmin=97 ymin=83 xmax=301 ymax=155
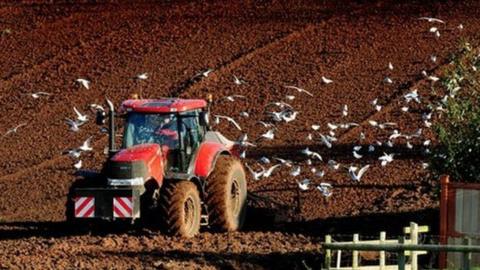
xmin=323 ymin=237 xmax=479 ymax=270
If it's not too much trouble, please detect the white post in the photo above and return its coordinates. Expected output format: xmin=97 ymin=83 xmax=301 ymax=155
xmin=410 ymin=222 xmax=419 ymax=270
xmin=325 ymin=235 xmax=332 ymax=270
xmin=380 ymin=231 xmax=386 ymax=270
xmin=336 ymin=250 xmax=342 ymax=269
xmin=353 ymin=234 xmax=359 ymax=269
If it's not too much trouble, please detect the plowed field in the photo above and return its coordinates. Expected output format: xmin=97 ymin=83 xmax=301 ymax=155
xmin=1 ymin=0 xmax=479 ymax=268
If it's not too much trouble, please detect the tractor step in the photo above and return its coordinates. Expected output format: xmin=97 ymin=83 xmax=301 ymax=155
xmin=200 ymin=214 xmax=209 ymax=226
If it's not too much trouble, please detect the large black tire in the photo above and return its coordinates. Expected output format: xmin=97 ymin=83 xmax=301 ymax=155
xmin=206 ymin=155 xmax=247 ymax=231
xmin=159 ymin=181 xmax=201 ymax=238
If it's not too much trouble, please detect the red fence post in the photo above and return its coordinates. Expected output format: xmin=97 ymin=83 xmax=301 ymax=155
xmin=439 ymin=175 xmax=450 ymax=269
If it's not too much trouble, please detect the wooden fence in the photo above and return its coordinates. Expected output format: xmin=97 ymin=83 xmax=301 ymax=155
xmin=324 ymin=222 xmax=428 ymax=270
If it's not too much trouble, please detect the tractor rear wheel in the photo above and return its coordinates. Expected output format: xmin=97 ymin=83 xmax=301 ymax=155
xmin=159 ymin=180 xmax=201 ymax=237
xmin=206 ymin=155 xmax=247 ymax=231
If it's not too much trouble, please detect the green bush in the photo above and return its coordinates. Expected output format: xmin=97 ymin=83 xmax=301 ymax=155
xmin=430 ymin=42 xmax=480 ymax=182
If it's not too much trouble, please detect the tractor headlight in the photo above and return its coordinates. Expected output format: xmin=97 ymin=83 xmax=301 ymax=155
xmin=107 ymin=177 xmax=144 ymax=186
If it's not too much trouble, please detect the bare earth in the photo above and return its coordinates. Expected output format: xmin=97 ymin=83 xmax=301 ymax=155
xmin=0 ymin=0 xmax=479 ymax=268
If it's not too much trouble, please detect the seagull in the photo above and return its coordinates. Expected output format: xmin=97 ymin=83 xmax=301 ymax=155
xmin=379 ymin=153 xmax=394 ymax=166
xmin=240 ymin=111 xmax=249 ymax=118
xmin=458 ymin=24 xmax=464 ymax=30
xmin=259 ymin=129 xmax=275 ymax=140
xmin=371 ymin=99 xmax=382 ymax=111
xmin=328 ymin=160 xmax=341 ymax=170
xmin=263 ymin=164 xmax=282 ymax=178
xmin=136 ymin=73 xmax=148 ymax=80
xmin=316 ymin=183 xmax=332 ymax=197
xmin=235 ymin=134 xmax=256 ymax=147
xmin=274 ymin=157 xmax=293 ymax=167
xmin=418 ymin=17 xmax=445 ymax=24
xmin=233 ymin=75 xmax=246 ymax=85
xmin=404 ymin=89 xmax=420 ymax=103
xmin=2 ymin=123 xmax=27 ymax=137
xmin=429 ymin=27 xmax=438 ymax=33
xmin=214 ymin=115 xmax=242 ymax=130
xmin=245 ymin=163 xmax=265 ymax=180
xmin=281 ymin=110 xmax=298 ymax=122
xmin=339 ymin=123 xmax=359 ymax=129
xmin=342 ymin=105 xmax=348 ymax=117
xmin=297 ymin=179 xmax=311 ymax=191
xmin=64 ymin=149 xmax=81 ymax=159
xmin=319 ymin=134 xmax=334 ymax=148
xmin=321 ymin=76 xmax=333 ymax=84
xmin=290 ymin=166 xmax=301 ymax=177
xmin=73 ymin=107 xmax=88 ymax=123
xmin=401 ymin=106 xmax=409 ymax=112
xmin=89 ymin=103 xmax=105 ymax=112
xmin=327 ymin=123 xmax=338 ymax=130
xmin=268 ymin=111 xmax=286 ymax=122
xmin=256 ymin=121 xmax=274 ymax=128
xmin=430 ymin=55 xmax=437 ymax=63
xmin=220 ymin=95 xmax=246 ymax=103
xmin=30 ymin=92 xmax=51 ymax=99
xmin=76 ymin=78 xmax=90 ymax=89
xmin=301 ymin=147 xmax=322 ymax=161
xmin=196 ymin=68 xmax=213 ymax=78
xmin=259 ymin=157 xmax=270 ymax=164
xmin=389 ymin=130 xmax=403 ymax=140
xmin=284 ymin=85 xmax=313 ymax=97
xmin=285 ymin=95 xmax=296 ymax=101
xmin=239 ymin=150 xmax=247 ymax=159
xmin=265 ymin=101 xmax=293 ymax=110
xmin=388 ymin=62 xmax=394 ymax=70
xmin=312 ymin=124 xmax=321 ymax=131
xmin=348 ymin=165 xmax=370 ymax=181
xmin=353 ymin=151 xmax=363 ymax=159
xmin=307 ymin=133 xmax=313 ymax=140
xmin=65 ymin=118 xmax=84 ymax=132
xmin=316 ymin=170 xmax=325 ymax=177
xmin=406 ymin=141 xmax=413 ymax=149
xmin=369 ymin=121 xmax=397 ymax=129
xmin=79 ymin=136 xmax=93 ymax=152
xmin=384 ymin=77 xmax=393 ymax=84
xmin=428 ymin=75 xmax=440 ymax=82
xmin=74 ymin=160 xmax=82 ymax=170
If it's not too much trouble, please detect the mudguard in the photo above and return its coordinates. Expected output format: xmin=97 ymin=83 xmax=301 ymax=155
xmin=193 ymin=142 xmax=229 ymax=178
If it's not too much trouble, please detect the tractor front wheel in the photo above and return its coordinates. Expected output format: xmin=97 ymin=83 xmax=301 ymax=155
xmin=206 ymin=155 xmax=247 ymax=232
xmin=159 ymin=180 xmax=201 ymax=238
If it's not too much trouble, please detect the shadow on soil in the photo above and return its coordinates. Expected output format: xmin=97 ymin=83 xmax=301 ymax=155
xmin=0 ymin=207 xmax=438 ymax=241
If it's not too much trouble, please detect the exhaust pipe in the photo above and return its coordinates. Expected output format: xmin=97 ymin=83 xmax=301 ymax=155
xmin=106 ymin=98 xmax=116 ymax=156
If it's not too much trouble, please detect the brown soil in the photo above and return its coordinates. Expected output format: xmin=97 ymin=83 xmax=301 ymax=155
xmin=0 ymin=0 xmax=479 ymax=268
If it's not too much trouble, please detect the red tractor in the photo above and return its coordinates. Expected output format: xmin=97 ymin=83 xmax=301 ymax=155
xmin=66 ymin=97 xmax=247 ymax=237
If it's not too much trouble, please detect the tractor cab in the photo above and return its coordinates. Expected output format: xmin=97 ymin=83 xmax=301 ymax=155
xmin=120 ymin=99 xmax=209 ymax=173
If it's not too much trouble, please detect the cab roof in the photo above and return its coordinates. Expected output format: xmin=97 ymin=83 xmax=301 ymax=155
xmin=121 ymin=99 xmax=207 ymax=113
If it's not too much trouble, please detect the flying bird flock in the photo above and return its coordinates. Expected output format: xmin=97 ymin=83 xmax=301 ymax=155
xmin=0 ymin=16 xmax=465 ymax=203
xmin=208 ymin=16 xmax=464 ymax=199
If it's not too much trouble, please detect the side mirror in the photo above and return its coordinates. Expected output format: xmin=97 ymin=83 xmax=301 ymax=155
xmin=199 ymin=111 xmax=210 ymax=127
xmin=96 ymin=111 xmax=106 ymax=125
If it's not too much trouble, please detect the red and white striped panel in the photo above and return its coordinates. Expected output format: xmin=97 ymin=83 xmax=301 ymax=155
xmin=113 ymin=197 xmax=133 ymax=218
xmin=74 ymin=197 xmax=95 ymax=218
